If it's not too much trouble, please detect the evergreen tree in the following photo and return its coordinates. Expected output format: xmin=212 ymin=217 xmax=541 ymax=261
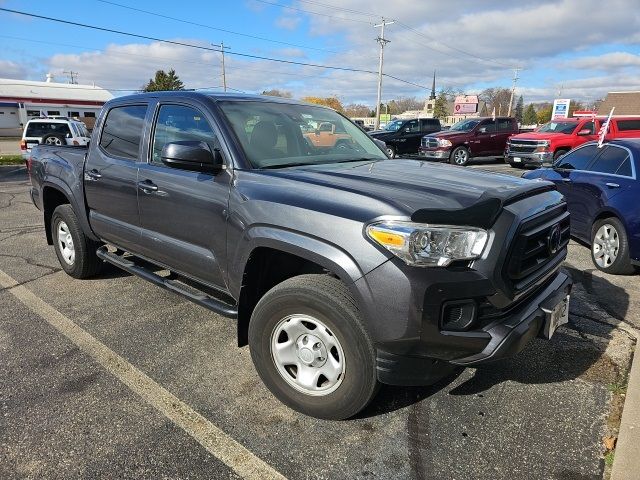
xmin=142 ymin=69 xmax=185 ymax=92
xmin=523 ymin=104 xmax=538 ymax=125
xmin=515 ymin=95 xmax=524 ymax=123
xmin=433 ymin=92 xmax=449 ymax=120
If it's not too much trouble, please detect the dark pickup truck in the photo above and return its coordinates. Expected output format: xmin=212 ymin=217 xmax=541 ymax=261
xmin=28 ymin=92 xmax=572 ymax=420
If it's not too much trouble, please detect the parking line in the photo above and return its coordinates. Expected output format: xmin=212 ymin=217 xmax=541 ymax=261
xmin=0 ymin=268 xmax=286 ymax=480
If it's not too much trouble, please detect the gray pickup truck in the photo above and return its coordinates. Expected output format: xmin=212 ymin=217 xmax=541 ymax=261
xmin=28 ymin=92 xmax=572 ymax=419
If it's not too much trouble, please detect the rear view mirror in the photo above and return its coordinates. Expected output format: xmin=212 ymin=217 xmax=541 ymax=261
xmin=577 ymin=129 xmax=591 ymax=136
xmin=161 ymin=141 xmax=223 ymax=173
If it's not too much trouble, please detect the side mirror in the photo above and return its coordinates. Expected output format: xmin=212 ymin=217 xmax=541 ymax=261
xmin=66 ymin=133 xmax=72 ymax=138
xmin=404 ymin=127 xmax=411 ymax=133
xmin=577 ymin=129 xmax=591 ymax=136
xmin=478 ymin=127 xmax=487 ymax=134
xmin=161 ymin=141 xmax=223 ymax=173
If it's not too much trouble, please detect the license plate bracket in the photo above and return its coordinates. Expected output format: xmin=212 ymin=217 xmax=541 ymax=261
xmin=542 ymin=295 xmax=570 ymax=339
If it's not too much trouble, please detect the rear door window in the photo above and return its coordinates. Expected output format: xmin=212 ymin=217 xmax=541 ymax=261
xmin=587 ymin=145 xmax=633 ymax=177
xmin=99 ymin=105 xmax=148 ymax=160
xmin=25 ymin=122 xmax=72 ymax=138
xmin=480 ymin=120 xmax=496 ymax=133
xmin=404 ymin=120 xmax=420 ymax=133
xmin=616 ymin=120 xmax=640 ymax=131
xmin=555 ymin=144 xmax=598 ymax=170
xmin=497 ymin=119 xmax=513 ymax=132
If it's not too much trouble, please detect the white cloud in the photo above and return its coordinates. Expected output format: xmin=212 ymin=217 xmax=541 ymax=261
xmin=0 ymin=60 xmax=29 ymax=79
xmin=561 ymin=52 xmax=640 ymax=71
xmin=275 ymin=16 xmax=301 ymax=31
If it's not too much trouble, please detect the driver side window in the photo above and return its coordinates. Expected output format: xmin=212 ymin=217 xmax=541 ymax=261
xmin=405 ymin=120 xmax=420 ymax=133
xmin=555 ymin=144 xmax=598 ymax=170
xmin=479 ymin=120 xmax=496 ymax=133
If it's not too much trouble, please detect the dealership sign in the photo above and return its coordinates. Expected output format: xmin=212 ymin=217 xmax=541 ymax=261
xmin=454 ymin=95 xmax=478 ymax=115
xmin=552 ymin=99 xmax=571 ymax=119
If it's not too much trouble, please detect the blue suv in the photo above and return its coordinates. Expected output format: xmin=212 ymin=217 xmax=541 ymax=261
xmin=523 ymin=139 xmax=639 ymax=274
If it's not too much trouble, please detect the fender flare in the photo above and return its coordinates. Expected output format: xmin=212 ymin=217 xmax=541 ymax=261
xmin=41 ymin=179 xmax=99 ymax=243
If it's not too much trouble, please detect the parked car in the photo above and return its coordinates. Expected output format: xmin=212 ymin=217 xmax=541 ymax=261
xmin=369 ymin=118 xmax=441 ymax=158
xmin=303 ymin=121 xmax=353 ymax=149
xmin=523 ymin=139 xmax=640 ymax=274
xmin=506 ymin=117 xmax=640 ymax=168
xmin=419 ymin=117 xmax=518 ymax=166
xmin=28 ymin=92 xmax=572 ymax=419
xmin=21 ymin=117 xmax=91 ymax=159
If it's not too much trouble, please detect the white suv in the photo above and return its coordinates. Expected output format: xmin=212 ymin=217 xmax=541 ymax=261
xmin=21 ymin=117 xmax=91 ymax=159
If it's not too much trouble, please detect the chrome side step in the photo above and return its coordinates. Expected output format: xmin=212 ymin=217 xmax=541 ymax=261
xmin=96 ymin=246 xmax=238 ymax=318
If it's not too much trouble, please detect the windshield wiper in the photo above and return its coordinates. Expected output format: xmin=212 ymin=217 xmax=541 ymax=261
xmin=260 ymin=162 xmax=314 ymax=169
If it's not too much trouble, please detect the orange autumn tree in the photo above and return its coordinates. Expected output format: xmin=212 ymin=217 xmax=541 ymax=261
xmin=301 ymin=96 xmax=344 ymax=112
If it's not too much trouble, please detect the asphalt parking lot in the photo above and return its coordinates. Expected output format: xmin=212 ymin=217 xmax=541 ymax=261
xmin=0 ymin=162 xmax=637 ymax=480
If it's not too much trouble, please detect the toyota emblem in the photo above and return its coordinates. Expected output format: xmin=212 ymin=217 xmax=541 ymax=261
xmin=547 ymin=224 xmax=562 ymax=255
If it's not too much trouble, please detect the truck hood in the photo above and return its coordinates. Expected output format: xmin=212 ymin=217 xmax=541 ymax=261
xmin=424 ymin=130 xmax=470 ymax=140
xmin=510 ymin=131 xmax=573 ymax=141
xmin=368 ymin=130 xmax=396 ymax=139
xmin=254 ymin=160 xmax=555 ymax=228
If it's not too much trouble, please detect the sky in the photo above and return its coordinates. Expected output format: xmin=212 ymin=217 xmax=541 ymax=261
xmin=1 ymin=0 xmax=640 ymax=107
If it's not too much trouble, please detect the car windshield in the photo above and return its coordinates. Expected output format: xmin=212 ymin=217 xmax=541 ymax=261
xmin=383 ymin=120 xmax=403 ymax=131
xmin=219 ymin=101 xmax=388 ymax=169
xmin=536 ymin=121 xmax=578 ymax=134
xmin=450 ymin=119 xmax=481 ymax=131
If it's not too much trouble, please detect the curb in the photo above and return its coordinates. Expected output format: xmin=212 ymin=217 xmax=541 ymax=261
xmin=611 ymin=332 xmax=640 ymax=480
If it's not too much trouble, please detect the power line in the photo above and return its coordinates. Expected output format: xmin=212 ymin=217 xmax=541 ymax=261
xmin=293 ymin=0 xmax=380 ymax=19
xmin=251 ymin=0 xmax=373 ymax=24
xmin=0 ymin=7 xmax=431 ymax=91
xmin=95 ymin=0 xmax=343 ymax=54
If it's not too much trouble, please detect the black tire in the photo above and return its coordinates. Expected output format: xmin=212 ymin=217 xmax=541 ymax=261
xmin=386 ymin=145 xmax=396 ymax=158
xmin=449 ymin=146 xmax=470 ymax=166
xmin=248 ymin=274 xmax=379 ymax=420
xmin=51 ymin=204 xmax=102 ymax=279
xmin=591 ymin=217 xmax=635 ymax=275
xmin=553 ymin=149 xmax=568 ymax=161
xmin=509 ymin=163 xmax=524 ymax=169
xmin=41 ymin=133 xmax=66 ymax=146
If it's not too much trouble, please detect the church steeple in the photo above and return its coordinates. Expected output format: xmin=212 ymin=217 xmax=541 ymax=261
xmin=429 ymin=70 xmax=436 ymax=100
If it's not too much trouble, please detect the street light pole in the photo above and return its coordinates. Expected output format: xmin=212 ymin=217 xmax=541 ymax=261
xmin=374 ymin=18 xmax=394 ymax=130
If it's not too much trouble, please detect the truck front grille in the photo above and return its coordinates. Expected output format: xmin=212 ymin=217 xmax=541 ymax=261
xmin=422 ymin=137 xmax=438 ymax=148
xmin=508 ymin=140 xmax=539 ymax=154
xmin=505 ymin=204 xmax=570 ymax=291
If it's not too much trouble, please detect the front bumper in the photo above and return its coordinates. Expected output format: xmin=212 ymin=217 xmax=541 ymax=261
xmin=419 ymin=147 xmax=451 ymax=160
xmin=506 ymin=151 xmax=553 ymax=166
xmin=373 ymin=268 xmax=572 ymax=385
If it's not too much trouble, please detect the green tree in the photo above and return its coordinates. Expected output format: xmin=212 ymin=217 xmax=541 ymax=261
xmin=433 ymin=91 xmax=449 ymax=120
xmin=523 ymin=104 xmax=538 ymax=125
xmin=537 ymin=105 xmax=552 ymax=124
xmin=261 ymin=89 xmax=292 ymax=98
xmin=515 ymin=95 xmax=524 ymax=123
xmin=142 ymin=69 xmax=185 ymax=92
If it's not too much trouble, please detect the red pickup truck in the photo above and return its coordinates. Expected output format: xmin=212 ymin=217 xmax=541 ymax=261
xmin=506 ymin=117 xmax=640 ymax=168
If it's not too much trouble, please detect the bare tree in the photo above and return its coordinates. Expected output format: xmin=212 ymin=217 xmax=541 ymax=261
xmin=261 ymin=89 xmax=293 ymax=98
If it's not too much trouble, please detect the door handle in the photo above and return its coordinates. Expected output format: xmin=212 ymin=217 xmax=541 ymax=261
xmin=137 ymin=180 xmax=158 ymax=193
xmin=605 ymin=182 xmax=620 ymax=188
xmin=561 ymin=178 xmax=571 ymax=183
xmin=85 ymin=169 xmax=102 ymax=180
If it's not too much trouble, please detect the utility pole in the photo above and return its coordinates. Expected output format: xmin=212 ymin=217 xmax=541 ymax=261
xmin=212 ymin=42 xmax=229 ymax=92
xmin=507 ymin=67 xmax=521 ymax=117
xmin=374 ymin=18 xmax=394 ymax=130
xmin=63 ymin=70 xmax=79 ymax=84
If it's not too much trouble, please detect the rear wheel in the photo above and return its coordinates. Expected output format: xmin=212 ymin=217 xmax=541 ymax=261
xmin=248 ymin=274 xmax=379 ymax=420
xmin=450 ymin=146 xmax=470 ymax=166
xmin=51 ymin=204 xmax=102 ymax=278
xmin=41 ymin=134 xmax=66 ymax=146
xmin=591 ymin=217 xmax=635 ymax=275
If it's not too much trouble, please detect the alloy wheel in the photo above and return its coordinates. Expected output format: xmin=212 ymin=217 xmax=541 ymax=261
xmin=593 ymin=223 xmax=619 ymax=268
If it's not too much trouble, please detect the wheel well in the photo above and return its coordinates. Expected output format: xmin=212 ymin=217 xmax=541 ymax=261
xmin=236 ymin=248 xmax=331 ymax=347
xmin=42 ymin=187 xmax=71 ymax=245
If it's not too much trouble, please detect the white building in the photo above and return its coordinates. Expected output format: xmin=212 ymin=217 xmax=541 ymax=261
xmin=0 ymin=75 xmax=113 ymax=136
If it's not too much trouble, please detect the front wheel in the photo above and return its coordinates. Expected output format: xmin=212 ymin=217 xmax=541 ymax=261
xmin=591 ymin=217 xmax=635 ymax=275
xmin=386 ymin=145 xmax=396 ymax=158
xmin=51 ymin=204 xmax=102 ymax=278
xmin=450 ymin=146 xmax=470 ymax=166
xmin=248 ymin=274 xmax=379 ymax=420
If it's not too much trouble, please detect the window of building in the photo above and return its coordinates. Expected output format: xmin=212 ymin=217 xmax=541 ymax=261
xmin=83 ymin=112 xmax=96 ymax=118
xmin=47 ymin=110 xmax=61 ymax=116
xmin=99 ymin=105 xmax=147 ymax=160
xmin=68 ymin=111 xmax=80 ymax=118
xmin=26 ymin=110 xmax=40 ymax=117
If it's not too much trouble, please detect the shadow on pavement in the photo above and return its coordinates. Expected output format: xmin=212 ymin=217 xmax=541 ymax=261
xmin=0 ymin=166 xmax=27 ymax=183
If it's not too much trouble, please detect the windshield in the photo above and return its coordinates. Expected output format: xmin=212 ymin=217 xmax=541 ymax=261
xmin=536 ymin=121 xmax=578 ymax=134
xmin=450 ymin=119 xmax=481 ymax=131
xmin=383 ymin=120 xmax=403 ymax=131
xmin=219 ymin=101 xmax=388 ymax=168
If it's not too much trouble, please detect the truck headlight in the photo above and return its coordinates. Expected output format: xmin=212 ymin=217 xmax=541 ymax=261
xmin=366 ymin=221 xmax=488 ymax=267
xmin=437 ymin=138 xmax=452 ymax=148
